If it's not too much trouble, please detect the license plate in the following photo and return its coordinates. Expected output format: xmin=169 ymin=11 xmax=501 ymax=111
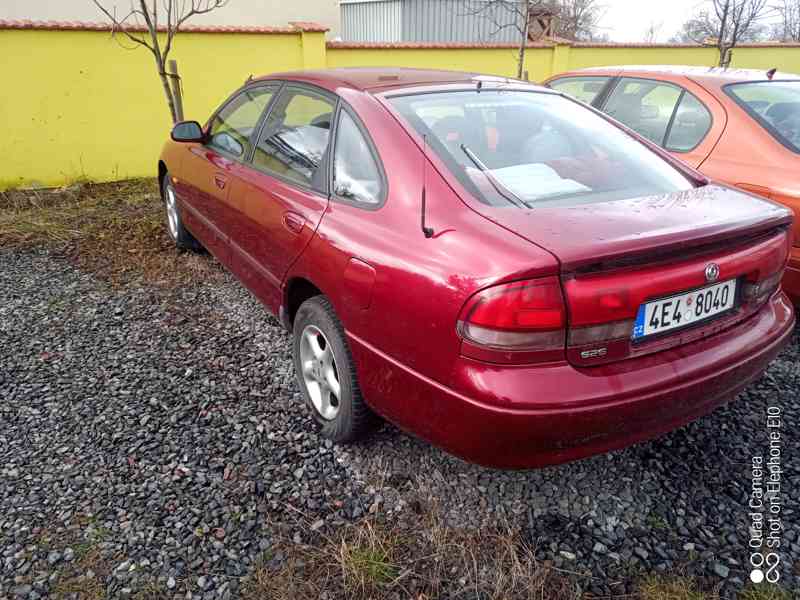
xmin=632 ymin=279 xmax=737 ymax=340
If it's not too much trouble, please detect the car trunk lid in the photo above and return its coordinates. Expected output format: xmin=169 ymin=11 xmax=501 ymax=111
xmin=469 ymin=184 xmax=793 ymax=366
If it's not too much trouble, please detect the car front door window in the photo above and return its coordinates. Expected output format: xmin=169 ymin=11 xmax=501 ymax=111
xmin=207 ymin=87 xmax=276 ymax=159
xmin=253 ymin=89 xmax=335 ymax=191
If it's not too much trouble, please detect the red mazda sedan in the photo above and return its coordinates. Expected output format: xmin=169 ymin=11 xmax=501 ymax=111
xmin=159 ymin=68 xmax=794 ymax=469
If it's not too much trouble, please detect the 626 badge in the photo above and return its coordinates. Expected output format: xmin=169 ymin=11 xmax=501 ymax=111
xmin=633 ymin=279 xmax=737 ymax=340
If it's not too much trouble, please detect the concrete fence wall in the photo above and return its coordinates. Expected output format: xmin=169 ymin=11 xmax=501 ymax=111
xmin=2 ymin=20 xmax=799 ymax=190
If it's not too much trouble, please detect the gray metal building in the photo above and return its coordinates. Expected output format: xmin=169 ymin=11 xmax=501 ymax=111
xmin=340 ymin=0 xmax=525 ymax=43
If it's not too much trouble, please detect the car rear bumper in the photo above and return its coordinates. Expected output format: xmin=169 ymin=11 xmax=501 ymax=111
xmin=350 ymin=291 xmax=794 ymax=469
xmin=783 ymin=246 xmax=800 ymax=304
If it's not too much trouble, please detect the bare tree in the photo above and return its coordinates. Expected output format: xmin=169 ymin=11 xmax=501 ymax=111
xmin=461 ymin=0 xmax=536 ymax=79
xmin=772 ymin=0 xmax=800 ymax=40
xmin=462 ymin=1 xmax=606 ymax=78
xmin=643 ymin=20 xmax=664 ymax=43
xmin=673 ymin=0 xmax=771 ymax=66
xmin=92 ymin=0 xmax=229 ymax=123
xmin=554 ymin=0 xmax=606 ymax=41
xmin=458 ymin=0 xmax=545 ymax=79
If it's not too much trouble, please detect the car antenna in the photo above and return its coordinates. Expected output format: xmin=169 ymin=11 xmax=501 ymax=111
xmin=245 ymin=74 xmax=254 ymax=84
xmin=476 ymin=79 xmax=483 ymax=93
xmin=767 ymin=68 xmax=777 ymax=80
xmin=421 ymin=135 xmax=434 ymax=239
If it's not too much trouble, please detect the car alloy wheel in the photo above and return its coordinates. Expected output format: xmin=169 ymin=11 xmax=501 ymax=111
xmin=161 ymin=172 xmax=202 ymax=252
xmin=292 ymin=296 xmax=377 ymax=442
xmin=299 ymin=324 xmax=341 ymax=420
xmin=165 ymin=183 xmax=179 ymax=240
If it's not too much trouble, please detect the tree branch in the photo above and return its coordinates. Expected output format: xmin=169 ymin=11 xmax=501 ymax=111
xmin=91 ymin=0 xmax=154 ymax=51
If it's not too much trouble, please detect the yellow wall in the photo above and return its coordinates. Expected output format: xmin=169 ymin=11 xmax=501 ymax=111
xmin=567 ymin=46 xmax=718 ymax=70
xmin=1 ymin=25 xmax=798 ymax=190
xmin=327 ymin=46 xmax=554 ymax=82
xmin=732 ymin=45 xmax=800 ymax=72
xmin=0 ymin=29 xmax=304 ymax=189
xmin=566 ymin=44 xmax=800 ymax=73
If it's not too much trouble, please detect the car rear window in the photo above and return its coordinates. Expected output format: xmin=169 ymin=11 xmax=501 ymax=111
xmin=725 ymin=81 xmax=800 ymax=154
xmin=387 ymin=90 xmax=693 ymax=208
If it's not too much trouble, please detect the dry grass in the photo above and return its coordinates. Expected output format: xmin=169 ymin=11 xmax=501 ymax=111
xmin=737 ymin=584 xmax=794 ymax=600
xmin=50 ymin=544 xmax=110 ymax=600
xmin=636 ymin=575 xmax=713 ymax=600
xmin=0 ymin=178 xmax=224 ymax=287
xmin=30 ymin=517 xmax=118 ymax=600
xmin=634 ymin=575 xmax=792 ymax=600
xmin=242 ymin=512 xmax=581 ymax=600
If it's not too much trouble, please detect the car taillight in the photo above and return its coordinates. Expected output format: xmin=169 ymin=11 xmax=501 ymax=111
xmin=742 ymin=268 xmax=785 ymax=305
xmin=457 ymin=277 xmax=566 ymax=363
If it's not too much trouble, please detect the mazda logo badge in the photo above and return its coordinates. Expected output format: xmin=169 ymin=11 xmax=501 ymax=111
xmin=705 ymin=263 xmax=720 ymax=283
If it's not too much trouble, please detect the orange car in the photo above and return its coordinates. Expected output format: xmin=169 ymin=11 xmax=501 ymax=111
xmin=545 ymin=66 xmax=800 ymax=302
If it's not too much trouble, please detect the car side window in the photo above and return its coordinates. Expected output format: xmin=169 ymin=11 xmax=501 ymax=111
xmin=253 ymin=88 xmax=335 ymax=190
xmin=333 ymin=110 xmax=384 ymax=206
xmin=548 ymin=76 xmax=612 ymax=105
xmin=665 ymin=91 xmax=712 ymax=152
xmin=207 ymin=87 xmax=275 ymax=159
xmin=603 ymin=78 xmax=682 ymax=146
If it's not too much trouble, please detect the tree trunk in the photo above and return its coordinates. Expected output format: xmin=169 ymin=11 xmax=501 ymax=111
xmin=168 ymin=60 xmax=184 ymax=122
xmin=154 ymin=56 xmax=178 ymax=124
xmin=716 ymin=0 xmax=730 ymax=67
xmin=517 ymin=0 xmax=531 ymax=79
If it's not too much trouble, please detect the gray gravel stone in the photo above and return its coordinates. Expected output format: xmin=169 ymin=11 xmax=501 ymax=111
xmin=713 ymin=562 xmax=730 ymax=578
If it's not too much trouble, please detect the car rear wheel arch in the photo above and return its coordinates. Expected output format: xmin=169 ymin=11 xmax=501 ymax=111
xmin=157 ymin=160 xmax=168 ymax=192
xmin=284 ymin=277 xmax=324 ymax=329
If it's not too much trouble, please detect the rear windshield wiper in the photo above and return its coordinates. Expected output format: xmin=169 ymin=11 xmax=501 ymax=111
xmin=460 ymin=144 xmax=529 ymax=209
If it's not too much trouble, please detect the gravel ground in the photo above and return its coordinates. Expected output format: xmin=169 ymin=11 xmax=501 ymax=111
xmin=1 ymin=249 xmax=799 ymax=599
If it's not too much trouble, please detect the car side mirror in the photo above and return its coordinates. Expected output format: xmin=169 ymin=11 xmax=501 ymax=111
xmin=171 ymin=120 xmax=205 ymax=143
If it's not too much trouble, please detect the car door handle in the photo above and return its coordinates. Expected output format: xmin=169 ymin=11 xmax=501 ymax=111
xmin=213 ymin=174 xmax=228 ymax=190
xmin=283 ymin=212 xmax=305 ymax=234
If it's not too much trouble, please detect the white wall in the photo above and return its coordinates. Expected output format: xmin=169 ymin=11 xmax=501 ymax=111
xmin=0 ymin=0 xmax=341 ymax=36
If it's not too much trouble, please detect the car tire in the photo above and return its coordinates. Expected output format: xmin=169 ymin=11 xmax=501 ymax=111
xmin=293 ymin=295 xmax=377 ymax=442
xmin=162 ymin=172 xmax=202 ymax=252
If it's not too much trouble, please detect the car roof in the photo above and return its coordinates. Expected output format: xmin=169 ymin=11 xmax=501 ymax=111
xmin=252 ymin=67 xmax=544 ymax=94
xmin=555 ymin=65 xmax=800 ymax=87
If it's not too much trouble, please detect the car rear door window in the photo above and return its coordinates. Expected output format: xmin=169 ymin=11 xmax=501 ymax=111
xmin=332 ymin=109 xmax=385 ymax=206
xmin=253 ymin=88 xmax=335 ymax=190
xmin=207 ymin=87 xmax=275 ymax=159
xmin=548 ymin=76 xmax=612 ymax=105
xmin=665 ymin=91 xmax=713 ymax=152
xmin=603 ymin=78 xmax=682 ymax=146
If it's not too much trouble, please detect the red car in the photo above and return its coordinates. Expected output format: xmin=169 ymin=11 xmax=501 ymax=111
xmin=159 ymin=68 xmax=794 ymax=469
xmin=545 ymin=66 xmax=800 ymax=303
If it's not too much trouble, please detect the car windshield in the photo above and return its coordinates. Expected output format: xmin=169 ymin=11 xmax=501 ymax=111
xmin=725 ymin=81 xmax=800 ymax=154
xmin=388 ymin=89 xmax=693 ymax=208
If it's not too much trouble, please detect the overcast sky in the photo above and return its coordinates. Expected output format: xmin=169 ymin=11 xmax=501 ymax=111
xmin=595 ymin=0 xmax=779 ymax=42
